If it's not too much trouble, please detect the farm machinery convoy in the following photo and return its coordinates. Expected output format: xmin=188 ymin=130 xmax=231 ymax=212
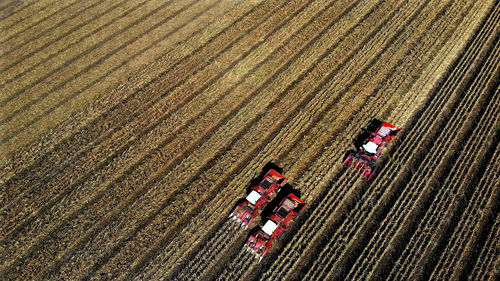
xmin=344 ymin=119 xmax=400 ymax=178
xmin=229 ymin=166 xmax=306 ymax=262
xmin=229 ymin=120 xmax=398 ymax=262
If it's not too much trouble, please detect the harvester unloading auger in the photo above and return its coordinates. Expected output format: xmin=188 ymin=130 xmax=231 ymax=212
xmin=229 ymin=168 xmax=286 ymax=228
xmin=244 ymin=193 xmax=306 ymax=262
xmin=344 ymin=119 xmax=400 ymax=178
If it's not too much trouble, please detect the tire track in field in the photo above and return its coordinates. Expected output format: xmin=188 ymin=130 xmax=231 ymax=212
xmin=0 ymin=0 xmax=229 ymax=236
xmin=0 ymin=0 xmax=80 ymax=45
xmin=0 ymin=0 xmax=189 ymax=128
xmin=0 ymin=0 xmax=286 ymax=272
xmin=0 ymin=0 xmax=131 ymax=77
xmin=0 ymin=0 xmax=253 ymax=183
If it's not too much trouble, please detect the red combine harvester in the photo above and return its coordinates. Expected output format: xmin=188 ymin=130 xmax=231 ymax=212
xmin=245 ymin=193 xmax=306 ymax=262
xmin=229 ymin=169 xmax=286 ymax=228
xmin=344 ymin=120 xmax=400 ymax=178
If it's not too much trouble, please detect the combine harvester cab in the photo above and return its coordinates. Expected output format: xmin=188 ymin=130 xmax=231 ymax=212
xmin=245 ymin=193 xmax=306 ymax=262
xmin=230 ymin=169 xmax=286 ymax=228
xmin=344 ymin=120 xmax=400 ymax=178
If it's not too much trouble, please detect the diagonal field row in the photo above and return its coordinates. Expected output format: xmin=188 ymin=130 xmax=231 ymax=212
xmin=90 ymin=0 xmax=410 ymax=276
xmin=252 ymin=0 xmax=483 ymax=279
xmin=336 ymin=5 xmax=500 ymax=280
xmin=429 ymin=144 xmax=500 ymax=280
xmin=386 ymin=41 xmax=500 ymax=281
xmin=128 ymin=0 xmax=421 ymax=277
xmin=467 ymin=198 xmax=500 ymax=281
xmin=0 ymin=0 xmax=237 ymax=158
xmin=0 ymin=0 xmax=251 ymax=210
xmin=156 ymin=0 xmax=480 ymax=276
xmin=0 ymin=0 xmax=497 ymax=280
xmin=45 ymin=0 xmax=351 ymax=278
xmin=322 ymin=1 xmax=497 ymax=277
xmin=274 ymin=0 xmax=496 ymax=278
xmin=0 ymin=0 xmax=313 ymax=279
xmin=137 ymin=0 xmax=412 ymax=277
xmin=0 ymin=0 xmax=254 ymax=242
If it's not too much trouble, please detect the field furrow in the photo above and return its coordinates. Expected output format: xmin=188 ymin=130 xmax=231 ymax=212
xmin=0 ymin=0 xmax=251 ymax=204
xmin=387 ymin=43 xmax=500 ymax=280
xmin=0 ymin=0 xmax=79 ymax=46
xmin=430 ymin=146 xmax=500 ymax=280
xmin=350 ymin=9 xmax=500 ymax=280
xmin=467 ymin=207 xmax=500 ymax=281
xmin=0 ymin=0 xmax=139 ymax=83
xmin=254 ymin=0 xmax=471 ymax=279
xmin=162 ymin=0 xmax=452 ymax=276
xmin=316 ymin=3 xmax=499 ymax=279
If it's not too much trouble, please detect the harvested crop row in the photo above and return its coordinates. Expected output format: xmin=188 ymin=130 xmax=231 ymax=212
xmin=0 ymin=0 xmax=105 ymax=67
xmin=39 ymin=0 xmax=342 ymax=278
xmin=0 ymin=0 xmax=207 ymax=145
xmin=0 ymin=0 xmax=269 ymax=230
xmin=0 ymin=0 xmax=142 ymax=84
xmin=0 ymin=0 xmax=254 ymax=177
xmin=348 ymin=18 xmax=499 ymax=281
xmin=0 ymin=0 xmax=252 ymax=214
xmin=0 ymin=2 xmax=230 ymax=160
xmin=387 ymin=45 xmax=500 ymax=280
xmin=430 ymin=145 xmax=500 ymax=280
xmin=467 ymin=198 xmax=500 ymax=281
xmin=0 ymin=0 xmax=296 ymax=278
xmin=0 ymin=0 xmax=78 ymax=45
xmin=0 ymin=0 xmax=40 ymax=24
xmin=217 ymin=248 xmax=257 ymax=281
xmin=142 ymin=2 xmax=362 ymax=278
xmin=0 ymin=0 xmax=244 ymax=236
xmin=300 ymin=0 xmax=492 ymax=276
xmin=135 ymin=0 xmax=456 ymax=276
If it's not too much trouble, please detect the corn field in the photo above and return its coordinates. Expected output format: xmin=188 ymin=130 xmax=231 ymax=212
xmin=0 ymin=0 xmax=498 ymax=280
